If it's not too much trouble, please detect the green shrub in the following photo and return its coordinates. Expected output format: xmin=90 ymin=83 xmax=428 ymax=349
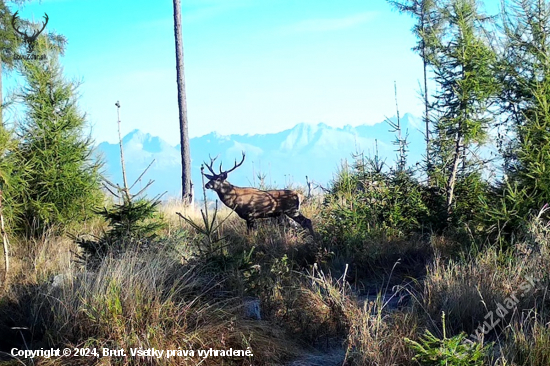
xmin=320 ymin=155 xmax=431 ymax=247
xmin=406 ymin=313 xmax=492 ymax=366
xmin=76 ymin=198 xmax=164 ymax=266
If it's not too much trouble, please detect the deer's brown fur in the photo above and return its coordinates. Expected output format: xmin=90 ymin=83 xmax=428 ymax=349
xmin=204 ymin=153 xmax=313 ymax=235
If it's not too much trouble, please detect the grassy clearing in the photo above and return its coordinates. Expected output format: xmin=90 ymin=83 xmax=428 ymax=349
xmin=0 ymin=237 xmax=300 ymax=365
xmin=1 ymin=195 xmax=549 ymax=365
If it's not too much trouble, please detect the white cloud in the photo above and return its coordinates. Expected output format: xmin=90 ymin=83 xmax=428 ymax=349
xmin=279 ymin=12 xmax=377 ymax=34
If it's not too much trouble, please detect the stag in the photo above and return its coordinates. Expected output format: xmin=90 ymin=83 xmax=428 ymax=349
xmin=11 ymin=11 xmax=49 ymax=54
xmin=203 ymin=153 xmax=314 ymax=235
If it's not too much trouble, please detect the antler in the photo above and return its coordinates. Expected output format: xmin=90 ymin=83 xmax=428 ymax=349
xmin=204 ymin=152 xmax=245 ymax=176
xmin=204 ymin=154 xmax=219 ymax=175
xmin=33 ymin=13 xmax=49 ymax=40
xmin=11 ymin=11 xmax=48 ymax=41
xmin=11 ymin=11 xmax=26 ymax=38
xmin=223 ymin=152 xmax=246 ymax=175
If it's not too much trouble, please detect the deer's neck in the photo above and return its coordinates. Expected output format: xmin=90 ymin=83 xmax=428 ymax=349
xmin=215 ymin=181 xmax=235 ymax=201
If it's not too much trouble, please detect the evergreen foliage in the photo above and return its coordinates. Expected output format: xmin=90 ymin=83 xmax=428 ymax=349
xmin=428 ymin=0 xmax=497 ymax=220
xmin=406 ymin=314 xmax=492 ymax=366
xmin=76 ymin=198 xmax=164 ymax=266
xmin=0 ymin=0 xmax=23 ymax=72
xmin=321 ymin=152 xmax=431 ymax=249
xmin=0 ymin=124 xmax=20 ymax=228
xmin=10 ymin=38 xmax=102 ymax=236
xmin=491 ymin=0 xmax=550 ymax=235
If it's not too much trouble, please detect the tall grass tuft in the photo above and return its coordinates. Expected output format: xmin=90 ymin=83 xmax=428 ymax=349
xmin=33 ymin=248 xmax=298 ymax=365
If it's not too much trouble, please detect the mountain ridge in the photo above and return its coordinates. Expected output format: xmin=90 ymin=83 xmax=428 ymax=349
xmin=96 ymin=114 xmax=425 ymax=199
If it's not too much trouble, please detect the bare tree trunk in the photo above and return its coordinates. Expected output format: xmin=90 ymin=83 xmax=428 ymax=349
xmin=1 ymin=53 xmax=3 ymax=127
xmin=420 ymin=3 xmax=431 ymax=183
xmin=422 ymin=46 xmax=430 ymax=175
xmin=0 ymin=188 xmax=9 ymax=285
xmin=173 ymin=0 xmax=193 ymax=205
xmin=393 ymin=81 xmax=406 ymax=172
xmin=446 ymin=132 xmax=463 ymax=219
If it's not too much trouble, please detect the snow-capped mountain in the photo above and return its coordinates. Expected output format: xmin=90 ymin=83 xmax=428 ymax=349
xmin=95 ymin=113 xmax=426 ymax=199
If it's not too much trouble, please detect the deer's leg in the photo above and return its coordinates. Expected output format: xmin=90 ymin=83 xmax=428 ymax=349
xmin=275 ymin=213 xmax=297 ymax=229
xmin=284 ymin=214 xmax=299 ymax=229
xmin=287 ymin=212 xmax=314 ymax=236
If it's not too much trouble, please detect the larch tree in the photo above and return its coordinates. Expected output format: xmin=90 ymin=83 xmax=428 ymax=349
xmin=0 ymin=0 xmax=65 ymax=279
xmin=388 ymin=0 xmax=443 ymax=179
xmin=13 ymin=37 xmax=102 ymax=236
xmin=429 ymin=0 xmax=497 ymax=220
xmin=494 ymin=0 xmax=550 ymax=225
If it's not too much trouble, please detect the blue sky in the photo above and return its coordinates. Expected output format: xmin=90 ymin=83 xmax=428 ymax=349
xmin=3 ymin=0 xmax=500 ymax=145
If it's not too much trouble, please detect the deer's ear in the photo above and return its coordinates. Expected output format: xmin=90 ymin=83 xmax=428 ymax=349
xmin=204 ymin=173 xmax=214 ymax=180
xmin=220 ymin=172 xmax=228 ymax=180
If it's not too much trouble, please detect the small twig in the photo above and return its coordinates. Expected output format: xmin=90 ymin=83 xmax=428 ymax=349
xmin=115 ymin=101 xmax=130 ymax=202
xmin=341 ymin=263 xmax=349 ymax=297
xmin=103 ymin=179 xmax=119 ymax=189
xmin=129 ymin=159 xmax=156 ymax=191
xmin=134 ymin=180 xmax=155 ymax=198
xmin=102 ymin=183 xmax=120 ymax=198
xmin=314 ymin=182 xmax=331 ymax=194
xmin=201 ymin=164 xmax=209 ymax=224
xmin=11 ymin=327 xmax=32 ymax=365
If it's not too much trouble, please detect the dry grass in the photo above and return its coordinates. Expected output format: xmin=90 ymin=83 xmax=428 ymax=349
xmin=2 ymin=234 xmax=77 ymax=289
xmin=3 ymin=197 xmax=550 ymax=365
xmin=422 ymin=215 xmax=550 ymax=336
xmin=499 ymin=312 xmax=550 ymax=366
xmin=263 ymin=265 xmax=420 ymax=366
xmin=266 ymin=266 xmax=353 ymax=344
xmin=4 ymin=248 xmax=300 ymax=366
xmin=409 ymin=211 xmax=550 ymax=364
xmin=159 ymin=198 xmax=235 ymax=227
xmin=421 ymin=250 xmax=514 ymax=337
xmin=0 ymin=203 xmax=307 ymax=365
xmin=346 ymin=299 xmax=419 ymax=366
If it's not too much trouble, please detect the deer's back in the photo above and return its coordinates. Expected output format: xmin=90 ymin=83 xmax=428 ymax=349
xmin=224 ymin=187 xmax=301 ymax=219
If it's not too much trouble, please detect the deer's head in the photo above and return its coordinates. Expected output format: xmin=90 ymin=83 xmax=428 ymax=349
xmin=203 ymin=152 xmax=245 ymax=191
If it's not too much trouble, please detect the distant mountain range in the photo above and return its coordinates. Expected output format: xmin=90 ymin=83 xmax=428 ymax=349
xmin=95 ymin=113 xmax=426 ymax=199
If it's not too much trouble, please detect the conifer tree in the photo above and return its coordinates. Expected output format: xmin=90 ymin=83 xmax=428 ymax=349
xmin=0 ymin=1 xmax=66 ymax=126
xmin=495 ymin=0 xmax=550 ymax=224
xmin=388 ymin=0 xmax=443 ymax=179
xmin=428 ymin=0 xmax=497 ymax=220
xmin=13 ymin=38 xmax=102 ymax=236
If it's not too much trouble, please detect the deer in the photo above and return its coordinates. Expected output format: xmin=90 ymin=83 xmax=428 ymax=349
xmin=203 ymin=152 xmax=314 ymax=236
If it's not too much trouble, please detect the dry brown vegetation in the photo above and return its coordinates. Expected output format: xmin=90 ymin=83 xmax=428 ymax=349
xmin=0 ymin=197 xmax=549 ymax=366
